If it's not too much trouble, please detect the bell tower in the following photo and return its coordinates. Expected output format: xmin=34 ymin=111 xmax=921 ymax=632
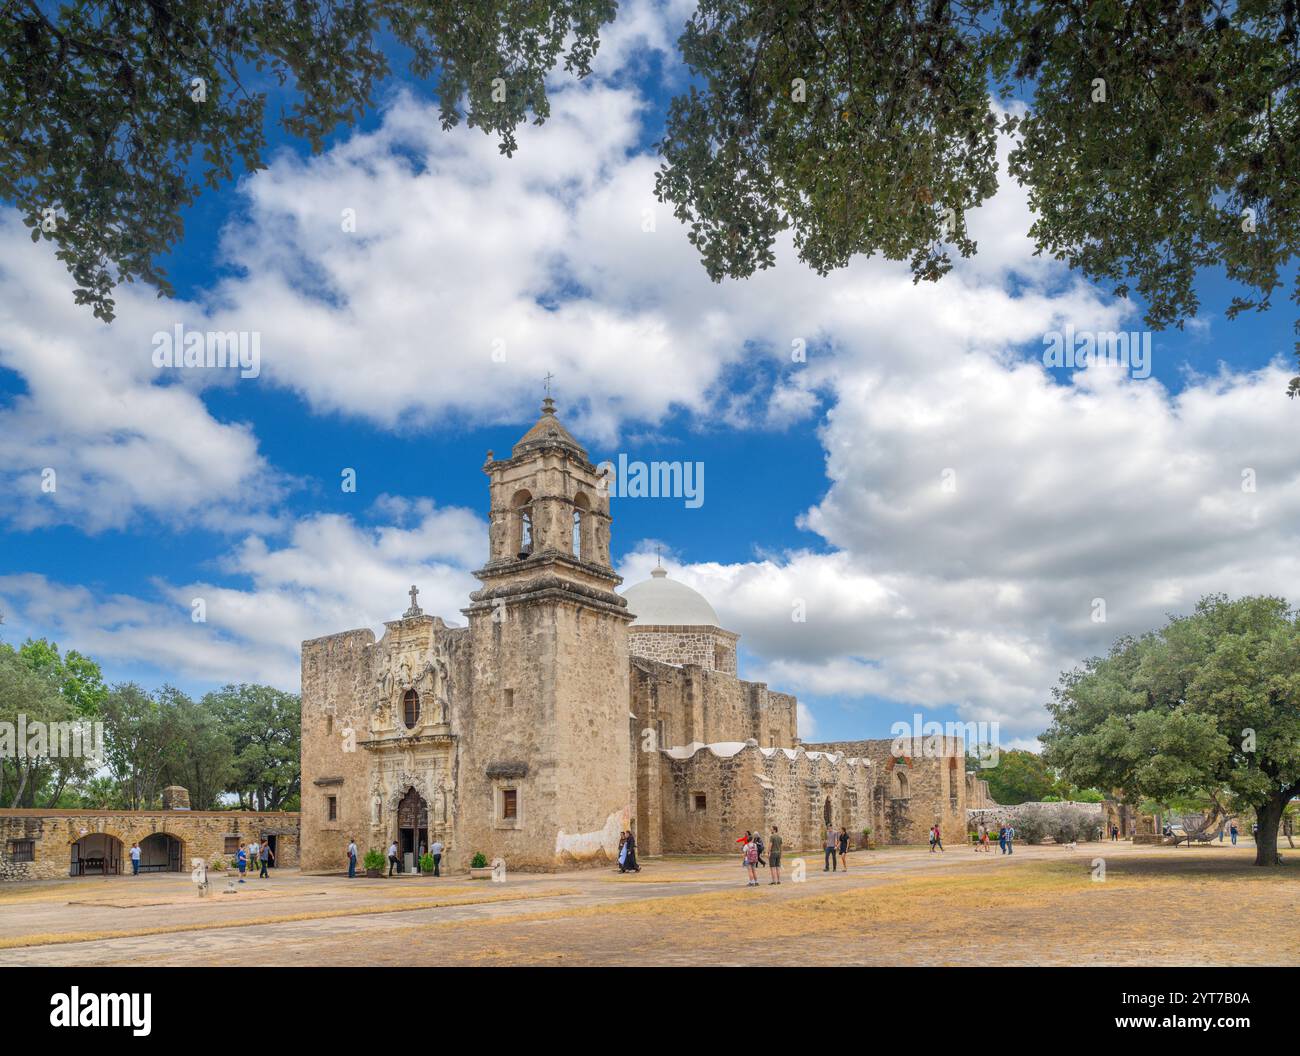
xmin=478 ymin=395 xmax=615 ymax=580
xmin=459 ymin=396 xmax=632 ymax=870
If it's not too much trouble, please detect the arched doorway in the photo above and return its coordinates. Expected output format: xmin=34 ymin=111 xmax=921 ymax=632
xmin=139 ymin=832 xmax=184 ymax=873
xmin=70 ymin=833 xmax=123 ymax=876
xmin=397 ymin=787 xmax=429 ymax=870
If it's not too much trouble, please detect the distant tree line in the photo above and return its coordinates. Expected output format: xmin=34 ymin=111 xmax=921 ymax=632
xmin=0 ymin=638 xmax=299 ymax=812
xmin=965 ymin=747 xmax=1105 ymax=805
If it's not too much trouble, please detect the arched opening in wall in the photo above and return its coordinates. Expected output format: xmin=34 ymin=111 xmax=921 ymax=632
xmin=948 ymin=756 xmax=960 ymax=811
xmin=138 ymin=832 xmax=184 ymax=873
xmin=70 ymin=833 xmax=123 ymax=876
xmin=403 ymin=689 xmax=420 ymax=729
xmin=892 ymin=769 xmax=910 ymax=800
xmin=572 ymin=492 xmax=590 ymax=560
xmin=397 ymin=787 xmax=429 ymax=867
xmin=823 ymin=797 xmax=832 ymax=826
xmin=512 ymin=489 xmax=533 ymax=558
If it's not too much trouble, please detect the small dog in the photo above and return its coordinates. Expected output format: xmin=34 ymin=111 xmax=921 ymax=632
xmin=1063 ymin=841 xmax=1077 ymax=850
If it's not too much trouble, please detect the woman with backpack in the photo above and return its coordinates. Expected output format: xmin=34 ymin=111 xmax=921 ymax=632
xmin=743 ymin=836 xmax=759 ymax=886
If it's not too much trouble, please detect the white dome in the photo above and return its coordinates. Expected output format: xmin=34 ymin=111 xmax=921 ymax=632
xmin=623 ymin=568 xmax=721 ymax=626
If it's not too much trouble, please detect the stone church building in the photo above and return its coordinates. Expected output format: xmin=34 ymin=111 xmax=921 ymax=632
xmin=300 ymin=401 xmax=976 ymax=873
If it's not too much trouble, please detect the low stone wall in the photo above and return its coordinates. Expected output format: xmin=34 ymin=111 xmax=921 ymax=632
xmin=0 ymin=809 xmax=300 ymax=882
xmin=968 ymin=801 xmax=1105 ymax=842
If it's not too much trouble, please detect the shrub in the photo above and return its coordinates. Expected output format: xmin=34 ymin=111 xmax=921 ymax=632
xmin=209 ymin=857 xmax=227 ymax=872
xmin=419 ymin=853 xmax=435 ymax=873
xmin=363 ymin=850 xmax=385 ymax=871
xmin=1008 ymin=810 xmax=1049 ymax=844
xmin=471 ymin=852 xmax=488 ymax=869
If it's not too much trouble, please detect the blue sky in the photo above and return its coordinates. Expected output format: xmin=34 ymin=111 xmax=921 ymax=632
xmin=2 ymin=0 xmax=1298 ymax=747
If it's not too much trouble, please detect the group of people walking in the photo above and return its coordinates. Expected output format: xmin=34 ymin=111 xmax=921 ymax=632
xmin=233 ymin=839 xmax=274 ymax=882
xmin=617 ymin=830 xmax=640 ymax=872
xmin=971 ymin=823 xmax=1015 ymax=853
xmin=739 ymin=826 xmax=784 ymax=885
xmin=971 ymin=823 xmax=1014 ymax=852
xmin=822 ymin=825 xmax=850 ymax=871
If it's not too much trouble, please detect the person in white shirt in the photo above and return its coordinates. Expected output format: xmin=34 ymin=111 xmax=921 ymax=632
xmin=130 ymin=843 xmax=141 ymax=876
xmin=429 ymin=839 xmax=443 ymax=877
xmin=388 ymin=841 xmax=399 ymax=876
xmin=249 ymin=840 xmax=260 ymax=878
xmin=347 ymin=838 xmax=358 ymax=878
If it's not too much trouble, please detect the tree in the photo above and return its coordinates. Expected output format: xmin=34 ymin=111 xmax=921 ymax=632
xmin=12 ymin=2 xmax=1299 ymax=394
xmin=657 ymin=1 xmax=1300 ymax=393
xmin=156 ymin=688 xmax=233 ymax=811
xmin=0 ymin=645 xmax=74 ymax=807
xmin=17 ymin=638 xmax=107 ymax=717
xmin=1043 ymin=594 xmax=1300 ymax=867
xmin=75 ymin=774 xmax=127 ymax=810
xmin=0 ymin=640 xmax=102 ymax=807
xmin=206 ymin=684 xmax=300 ymax=811
xmin=101 ymin=682 xmax=170 ymax=809
xmin=982 ymin=748 xmax=1055 ymax=804
xmin=1 ymin=0 xmax=616 ymax=320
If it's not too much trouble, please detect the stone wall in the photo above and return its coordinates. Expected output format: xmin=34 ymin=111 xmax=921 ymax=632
xmin=802 ymin=737 xmax=969 ymax=845
xmin=965 ymin=773 xmax=997 ymax=809
xmin=0 ymin=809 xmax=299 ymax=882
xmin=458 ymin=590 xmax=632 ymax=872
xmin=300 ymin=626 xmax=381 ymax=873
xmin=968 ymin=800 xmax=1106 ymax=842
xmin=629 ymin=625 xmax=738 ymax=674
xmin=659 ymin=742 xmax=873 ymax=855
xmin=630 ymin=658 xmax=799 ymax=753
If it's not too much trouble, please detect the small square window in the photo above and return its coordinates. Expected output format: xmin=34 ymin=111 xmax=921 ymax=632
xmin=224 ymin=837 xmax=240 ymax=854
xmin=8 ymin=839 xmax=34 ymax=863
xmin=692 ymin=792 xmax=707 ymax=812
xmin=503 ymin=688 xmax=514 ymax=710
xmin=327 ymin=796 xmax=338 ymax=821
xmin=502 ymin=788 xmax=518 ymax=820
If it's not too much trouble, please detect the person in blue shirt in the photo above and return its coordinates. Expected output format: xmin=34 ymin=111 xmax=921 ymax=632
xmin=237 ymin=843 xmax=248 ymax=883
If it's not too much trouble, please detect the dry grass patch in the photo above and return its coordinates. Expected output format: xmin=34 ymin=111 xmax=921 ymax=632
xmin=0 ymin=887 xmax=579 ymax=951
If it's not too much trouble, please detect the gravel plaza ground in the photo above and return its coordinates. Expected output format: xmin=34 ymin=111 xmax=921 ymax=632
xmin=0 ymin=840 xmax=1295 ymax=967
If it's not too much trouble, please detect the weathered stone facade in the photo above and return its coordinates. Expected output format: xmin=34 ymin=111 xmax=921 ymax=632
xmin=657 ymin=742 xmax=874 ymax=854
xmin=0 ymin=807 xmax=299 ymax=882
xmin=629 ymin=625 xmax=739 ymax=674
xmin=300 ymin=403 xmax=977 ymax=873
xmin=800 ymin=737 xmax=973 ymax=846
xmin=966 ymin=772 xmax=996 ymax=809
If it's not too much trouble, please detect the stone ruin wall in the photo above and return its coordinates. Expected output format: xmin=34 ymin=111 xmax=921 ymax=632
xmin=0 ymin=809 xmax=299 ymax=882
xmin=659 ymin=743 xmax=873 ymax=856
xmin=802 ymin=737 xmax=969 ymax=845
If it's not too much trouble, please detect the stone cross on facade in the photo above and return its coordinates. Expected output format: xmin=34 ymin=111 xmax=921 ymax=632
xmin=404 ymin=584 xmax=423 ymax=618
